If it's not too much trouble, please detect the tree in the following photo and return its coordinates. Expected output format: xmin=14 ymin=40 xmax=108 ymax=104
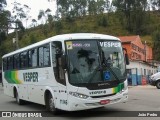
xmin=23 ymin=4 xmax=31 ymax=28
xmin=38 ymin=10 xmax=45 ymax=24
xmin=0 ymin=0 xmax=6 ymax=11
xmin=11 ymin=1 xmax=26 ymax=30
xmin=152 ymin=30 xmax=160 ymax=60
xmin=0 ymin=10 xmax=11 ymax=35
xmin=31 ymin=19 xmax=37 ymax=27
xmin=96 ymin=0 xmax=106 ymax=14
xmin=54 ymin=20 xmax=63 ymax=34
xmin=150 ymin=0 xmax=160 ymax=11
xmin=88 ymin=0 xmax=97 ymax=15
xmin=57 ymin=0 xmax=70 ymax=18
xmin=45 ymin=8 xmax=53 ymax=24
xmin=0 ymin=0 xmax=9 ymax=44
xmin=112 ymin=0 xmax=148 ymax=34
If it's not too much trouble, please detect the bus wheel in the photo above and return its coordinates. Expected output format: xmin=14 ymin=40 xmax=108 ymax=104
xmin=15 ymin=90 xmax=25 ymax=105
xmin=46 ymin=93 xmax=59 ymax=114
xmin=156 ymin=81 xmax=160 ymax=89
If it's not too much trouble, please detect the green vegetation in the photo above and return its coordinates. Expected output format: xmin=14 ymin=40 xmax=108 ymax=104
xmin=0 ymin=0 xmax=160 ymax=64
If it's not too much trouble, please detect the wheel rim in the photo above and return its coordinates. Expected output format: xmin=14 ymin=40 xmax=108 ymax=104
xmin=49 ymin=98 xmax=55 ymax=111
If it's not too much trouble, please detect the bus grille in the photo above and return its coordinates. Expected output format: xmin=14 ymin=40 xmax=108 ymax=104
xmin=90 ymin=93 xmax=116 ymax=98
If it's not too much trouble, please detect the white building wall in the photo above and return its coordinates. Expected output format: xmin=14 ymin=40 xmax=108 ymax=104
xmin=126 ymin=61 xmax=158 ymax=85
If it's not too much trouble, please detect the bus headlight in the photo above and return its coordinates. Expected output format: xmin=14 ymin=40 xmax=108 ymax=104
xmin=69 ymin=92 xmax=89 ymax=99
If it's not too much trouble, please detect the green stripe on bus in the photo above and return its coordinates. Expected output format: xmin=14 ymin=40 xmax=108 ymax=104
xmin=112 ymin=83 xmax=124 ymax=94
xmin=4 ymin=71 xmax=22 ymax=84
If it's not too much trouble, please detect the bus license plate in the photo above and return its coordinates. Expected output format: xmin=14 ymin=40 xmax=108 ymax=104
xmin=100 ymin=100 xmax=110 ymax=105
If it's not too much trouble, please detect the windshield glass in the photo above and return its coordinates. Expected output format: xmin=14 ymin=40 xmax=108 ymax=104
xmin=65 ymin=40 xmax=126 ymax=85
xmin=99 ymin=40 xmax=126 ymax=80
xmin=66 ymin=40 xmax=101 ymax=84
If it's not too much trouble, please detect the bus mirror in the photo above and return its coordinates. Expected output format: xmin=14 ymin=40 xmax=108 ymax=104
xmin=61 ymin=55 xmax=67 ymax=69
xmin=125 ymin=54 xmax=130 ymax=65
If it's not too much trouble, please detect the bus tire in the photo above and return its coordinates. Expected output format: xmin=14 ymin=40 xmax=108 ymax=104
xmin=156 ymin=81 xmax=160 ymax=89
xmin=46 ymin=93 xmax=59 ymax=114
xmin=15 ymin=90 xmax=25 ymax=105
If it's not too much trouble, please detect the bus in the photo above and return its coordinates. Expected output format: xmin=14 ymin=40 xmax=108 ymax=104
xmin=2 ymin=33 xmax=129 ymax=113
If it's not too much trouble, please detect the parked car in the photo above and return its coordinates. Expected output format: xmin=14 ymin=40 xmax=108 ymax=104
xmin=150 ymin=72 xmax=160 ymax=89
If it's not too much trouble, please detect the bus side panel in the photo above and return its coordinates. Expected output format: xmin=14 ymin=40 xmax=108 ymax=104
xmin=28 ymin=85 xmax=45 ymax=105
xmin=18 ymin=84 xmax=28 ymax=101
xmin=3 ymin=83 xmax=14 ymax=97
xmin=2 ymin=71 xmax=14 ymax=97
xmin=27 ymin=67 xmax=55 ymax=105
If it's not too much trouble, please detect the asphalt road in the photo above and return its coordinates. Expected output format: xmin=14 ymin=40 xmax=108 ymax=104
xmin=0 ymin=84 xmax=160 ymax=120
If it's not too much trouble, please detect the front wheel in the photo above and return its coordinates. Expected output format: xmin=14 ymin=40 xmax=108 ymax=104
xmin=46 ymin=93 xmax=59 ymax=114
xmin=156 ymin=81 xmax=160 ymax=89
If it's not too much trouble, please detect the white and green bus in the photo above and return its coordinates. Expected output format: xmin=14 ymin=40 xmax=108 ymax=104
xmin=2 ymin=33 xmax=129 ymax=113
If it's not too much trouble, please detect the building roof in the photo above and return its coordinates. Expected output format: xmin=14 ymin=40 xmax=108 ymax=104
xmin=118 ymin=35 xmax=140 ymax=43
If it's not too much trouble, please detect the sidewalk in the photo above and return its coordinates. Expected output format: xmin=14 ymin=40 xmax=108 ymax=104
xmin=128 ymin=84 xmax=155 ymax=89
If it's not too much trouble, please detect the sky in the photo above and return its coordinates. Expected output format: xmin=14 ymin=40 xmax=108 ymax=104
xmin=6 ymin=0 xmax=56 ymax=27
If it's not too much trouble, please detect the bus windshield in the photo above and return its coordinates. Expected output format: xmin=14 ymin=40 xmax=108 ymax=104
xmin=65 ymin=40 xmax=126 ymax=86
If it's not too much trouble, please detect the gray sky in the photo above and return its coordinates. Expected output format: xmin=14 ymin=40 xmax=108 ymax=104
xmin=6 ymin=0 xmax=56 ymax=27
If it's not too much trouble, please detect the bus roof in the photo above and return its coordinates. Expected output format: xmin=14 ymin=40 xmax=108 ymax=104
xmin=2 ymin=33 xmax=120 ymax=58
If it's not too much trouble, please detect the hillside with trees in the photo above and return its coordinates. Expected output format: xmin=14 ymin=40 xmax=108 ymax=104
xmin=0 ymin=0 xmax=160 ymax=64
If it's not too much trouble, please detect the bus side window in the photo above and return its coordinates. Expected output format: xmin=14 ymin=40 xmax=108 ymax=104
xmin=52 ymin=41 xmax=66 ymax=85
xmin=39 ymin=47 xmax=44 ymax=67
xmin=38 ymin=44 xmax=50 ymax=67
xmin=14 ymin=54 xmax=20 ymax=69
xmin=32 ymin=49 xmax=38 ymax=67
xmin=7 ymin=56 xmax=13 ymax=70
xmin=29 ymin=48 xmax=37 ymax=67
xmin=20 ymin=51 xmax=28 ymax=68
xmin=43 ymin=44 xmax=50 ymax=66
xmin=28 ymin=51 xmax=32 ymax=67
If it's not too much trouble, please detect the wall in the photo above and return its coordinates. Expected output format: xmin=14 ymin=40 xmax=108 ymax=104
xmin=121 ymin=36 xmax=153 ymax=62
xmin=126 ymin=61 xmax=157 ymax=86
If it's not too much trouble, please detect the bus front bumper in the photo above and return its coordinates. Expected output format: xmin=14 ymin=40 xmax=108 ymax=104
xmin=67 ymin=89 xmax=128 ymax=111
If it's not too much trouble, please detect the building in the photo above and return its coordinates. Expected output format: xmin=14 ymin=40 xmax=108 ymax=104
xmin=119 ymin=35 xmax=158 ymax=85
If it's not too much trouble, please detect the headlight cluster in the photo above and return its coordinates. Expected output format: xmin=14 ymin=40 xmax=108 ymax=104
xmin=69 ymin=92 xmax=89 ymax=99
